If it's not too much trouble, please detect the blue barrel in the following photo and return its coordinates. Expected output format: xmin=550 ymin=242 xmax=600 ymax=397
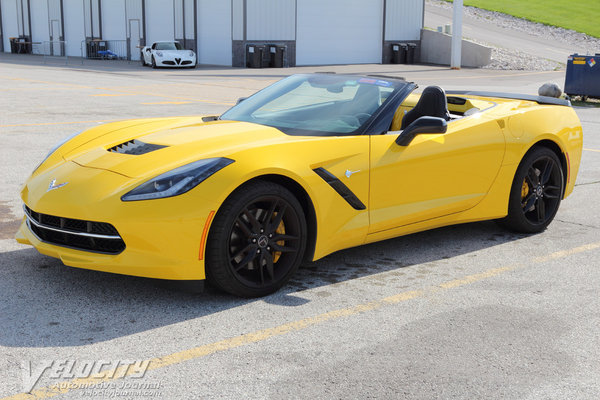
xmin=564 ymin=54 xmax=600 ymax=99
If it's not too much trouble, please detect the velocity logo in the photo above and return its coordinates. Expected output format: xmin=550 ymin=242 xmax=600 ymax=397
xmin=22 ymin=359 xmax=151 ymax=393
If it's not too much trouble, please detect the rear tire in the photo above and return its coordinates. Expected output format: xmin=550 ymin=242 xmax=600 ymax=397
xmin=499 ymin=147 xmax=564 ymax=233
xmin=206 ymin=181 xmax=307 ymax=297
xmin=140 ymin=53 xmax=146 ymax=66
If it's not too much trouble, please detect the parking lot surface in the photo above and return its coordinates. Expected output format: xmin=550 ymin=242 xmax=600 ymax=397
xmin=1 ymin=55 xmax=599 ymax=399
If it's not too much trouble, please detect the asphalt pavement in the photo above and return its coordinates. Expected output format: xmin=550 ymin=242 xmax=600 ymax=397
xmin=1 ymin=55 xmax=599 ymax=399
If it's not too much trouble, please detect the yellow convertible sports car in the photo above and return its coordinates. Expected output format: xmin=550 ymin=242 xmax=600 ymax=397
xmin=17 ymin=74 xmax=583 ymax=297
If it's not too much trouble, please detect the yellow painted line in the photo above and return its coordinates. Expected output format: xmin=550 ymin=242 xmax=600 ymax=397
xmin=0 ymin=76 xmax=90 ymax=89
xmin=532 ymin=241 xmax=600 ymax=263
xmin=93 ymin=86 xmax=235 ymax=105
xmin=0 ymin=120 xmax=113 ymax=128
xmin=0 ymin=87 xmax=79 ymax=91
xmin=141 ymin=101 xmax=194 ymax=105
xmin=4 ymin=240 xmax=600 ymax=400
xmin=90 ymin=93 xmax=136 ymax=97
xmin=0 ymin=76 xmax=234 ymax=105
xmin=438 ymin=265 xmax=518 ymax=289
xmin=584 ymin=148 xmax=600 ymax=153
xmin=105 ymin=90 xmax=234 ymax=106
xmin=183 ymin=80 xmax=273 ymax=91
xmin=416 ymin=70 xmax=561 ymax=80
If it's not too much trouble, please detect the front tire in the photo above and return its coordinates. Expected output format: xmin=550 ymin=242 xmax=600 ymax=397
xmin=499 ymin=147 xmax=564 ymax=233
xmin=151 ymin=56 xmax=157 ymax=69
xmin=206 ymin=181 xmax=307 ymax=297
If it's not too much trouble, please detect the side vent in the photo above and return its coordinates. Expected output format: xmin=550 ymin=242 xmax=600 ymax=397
xmin=313 ymin=167 xmax=366 ymax=210
xmin=107 ymin=140 xmax=167 ymax=155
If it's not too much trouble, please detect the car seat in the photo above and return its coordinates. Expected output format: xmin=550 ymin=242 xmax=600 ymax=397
xmin=400 ymin=86 xmax=451 ymax=129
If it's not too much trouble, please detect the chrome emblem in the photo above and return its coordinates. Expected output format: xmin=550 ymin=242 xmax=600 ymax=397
xmin=345 ymin=169 xmax=360 ymax=178
xmin=257 ymin=235 xmax=269 ymax=248
xmin=536 ymin=186 xmax=543 ymax=197
xmin=47 ymin=179 xmax=68 ymax=192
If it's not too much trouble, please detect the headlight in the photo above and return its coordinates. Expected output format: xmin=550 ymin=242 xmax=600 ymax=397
xmin=121 ymin=158 xmax=234 ymax=201
xmin=189 ymin=51 xmax=195 ymax=57
xmin=156 ymin=51 xmax=163 ymax=57
xmin=33 ymin=131 xmax=82 ymax=173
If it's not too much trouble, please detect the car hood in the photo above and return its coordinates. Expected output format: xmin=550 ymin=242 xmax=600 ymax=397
xmin=155 ymin=50 xmax=191 ymax=57
xmin=62 ymin=117 xmax=304 ymax=178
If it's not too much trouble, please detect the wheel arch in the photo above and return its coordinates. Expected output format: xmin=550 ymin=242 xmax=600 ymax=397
xmin=220 ymin=174 xmax=318 ymax=263
xmin=523 ymin=139 xmax=568 ymax=197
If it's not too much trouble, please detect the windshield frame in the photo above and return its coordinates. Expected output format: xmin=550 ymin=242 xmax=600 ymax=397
xmin=219 ymin=74 xmax=417 ymax=137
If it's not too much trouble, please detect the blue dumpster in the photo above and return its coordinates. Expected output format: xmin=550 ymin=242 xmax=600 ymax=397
xmin=564 ymin=54 xmax=600 ymax=99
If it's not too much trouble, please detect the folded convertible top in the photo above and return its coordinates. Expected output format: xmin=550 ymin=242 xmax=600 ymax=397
xmin=445 ymin=90 xmax=571 ymax=107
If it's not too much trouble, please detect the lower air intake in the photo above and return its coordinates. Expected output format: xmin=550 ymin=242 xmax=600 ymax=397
xmin=24 ymin=205 xmax=125 ymax=254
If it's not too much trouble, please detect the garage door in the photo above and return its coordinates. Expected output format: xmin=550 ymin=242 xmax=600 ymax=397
xmin=296 ymin=0 xmax=383 ymax=65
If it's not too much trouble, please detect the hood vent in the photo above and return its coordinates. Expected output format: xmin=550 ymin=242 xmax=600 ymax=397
xmin=107 ymin=140 xmax=167 ymax=155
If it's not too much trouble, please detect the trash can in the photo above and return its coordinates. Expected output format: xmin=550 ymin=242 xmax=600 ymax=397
xmin=11 ymin=36 xmax=31 ymax=54
xmin=564 ymin=53 xmax=600 ymax=99
xmin=246 ymin=44 xmax=264 ymax=68
xmin=391 ymin=43 xmax=407 ymax=64
xmin=86 ymin=39 xmax=107 ymax=58
xmin=269 ymin=44 xmax=286 ymax=68
xmin=86 ymin=40 xmax=97 ymax=58
xmin=9 ymin=37 xmax=17 ymax=53
xmin=406 ymin=43 xmax=417 ymax=64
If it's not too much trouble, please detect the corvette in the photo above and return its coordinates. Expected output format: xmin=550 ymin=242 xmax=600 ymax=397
xmin=141 ymin=41 xmax=196 ymax=68
xmin=17 ymin=74 xmax=583 ymax=297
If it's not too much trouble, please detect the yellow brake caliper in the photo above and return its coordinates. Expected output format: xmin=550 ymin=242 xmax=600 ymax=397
xmin=521 ymin=178 xmax=529 ymax=200
xmin=273 ymin=219 xmax=285 ymax=263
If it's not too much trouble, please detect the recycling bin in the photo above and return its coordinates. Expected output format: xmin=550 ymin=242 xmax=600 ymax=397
xmin=246 ymin=44 xmax=265 ymax=68
xmin=269 ymin=44 xmax=286 ymax=68
xmin=406 ymin=43 xmax=417 ymax=64
xmin=391 ymin=43 xmax=407 ymax=64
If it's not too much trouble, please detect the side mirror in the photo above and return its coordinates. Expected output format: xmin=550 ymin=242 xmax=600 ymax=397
xmin=236 ymin=97 xmax=247 ymax=105
xmin=395 ymin=116 xmax=448 ymax=146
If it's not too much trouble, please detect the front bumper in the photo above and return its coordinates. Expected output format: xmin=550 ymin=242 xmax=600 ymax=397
xmin=18 ymin=162 xmax=219 ymax=280
xmin=155 ymin=57 xmax=196 ymax=67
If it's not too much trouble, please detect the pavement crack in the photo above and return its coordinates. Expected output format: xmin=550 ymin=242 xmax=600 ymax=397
xmin=555 ymin=219 xmax=600 ymax=230
xmin=574 ymin=180 xmax=600 ymax=187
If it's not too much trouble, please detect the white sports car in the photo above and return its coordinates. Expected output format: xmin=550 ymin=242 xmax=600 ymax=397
xmin=141 ymin=41 xmax=196 ymax=68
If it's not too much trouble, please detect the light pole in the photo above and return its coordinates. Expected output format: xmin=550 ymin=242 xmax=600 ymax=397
xmin=451 ymin=0 xmax=463 ymax=69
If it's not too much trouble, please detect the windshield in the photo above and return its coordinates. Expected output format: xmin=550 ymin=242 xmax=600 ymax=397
xmin=155 ymin=42 xmax=183 ymax=50
xmin=220 ymin=74 xmax=409 ymax=136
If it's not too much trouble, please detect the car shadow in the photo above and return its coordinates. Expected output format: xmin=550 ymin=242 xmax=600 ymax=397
xmin=282 ymin=220 xmax=526 ymax=296
xmin=0 ymin=220 xmax=526 ymax=348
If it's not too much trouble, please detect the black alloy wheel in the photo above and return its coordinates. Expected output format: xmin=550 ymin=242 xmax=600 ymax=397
xmin=500 ymin=147 xmax=564 ymax=233
xmin=206 ymin=181 xmax=307 ymax=297
xmin=140 ymin=53 xmax=146 ymax=66
xmin=151 ymin=56 xmax=157 ymax=69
